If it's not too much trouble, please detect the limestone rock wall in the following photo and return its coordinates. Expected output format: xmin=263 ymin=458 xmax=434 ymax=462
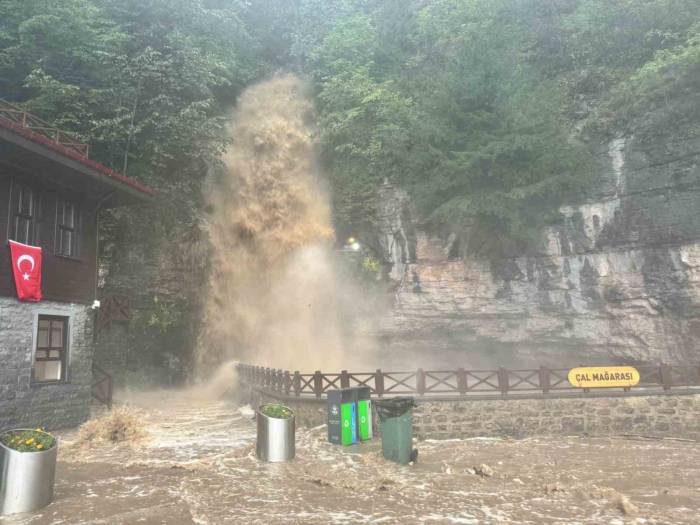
xmin=377 ymin=128 xmax=700 ymax=367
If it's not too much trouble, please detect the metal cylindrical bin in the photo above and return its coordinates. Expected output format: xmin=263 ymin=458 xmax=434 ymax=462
xmin=256 ymin=406 xmax=295 ymax=462
xmin=0 ymin=431 xmax=58 ymax=516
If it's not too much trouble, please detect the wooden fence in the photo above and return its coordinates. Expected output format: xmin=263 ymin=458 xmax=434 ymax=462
xmin=0 ymin=98 xmax=89 ymax=157
xmin=237 ymin=363 xmax=700 ymax=399
xmin=92 ymin=363 xmax=113 ymax=409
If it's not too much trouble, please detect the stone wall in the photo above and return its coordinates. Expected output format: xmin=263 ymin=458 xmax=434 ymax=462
xmin=411 ymin=392 xmax=700 ymax=441
xmin=0 ymin=297 xmax=95 ymax=431
xmin=242 ymin=385 xmax=700 ymax=441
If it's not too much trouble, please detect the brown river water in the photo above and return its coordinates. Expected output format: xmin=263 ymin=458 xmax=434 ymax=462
xmin=1 ymin=391 xmax=699 ymax=525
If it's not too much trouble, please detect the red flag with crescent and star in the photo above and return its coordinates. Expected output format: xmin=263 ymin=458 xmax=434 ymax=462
xmin=9 ymin=240 xmax=42 ymax=302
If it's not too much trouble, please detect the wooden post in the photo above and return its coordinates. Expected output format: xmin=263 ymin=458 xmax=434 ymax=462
xmin=284 ymin=371 xmax=291 ymax=396
xmin=340 ymin=370 xmax=350 ymax=389
xmin=417 ymin=368 xmax=426 ymax=396
xmin=457 ymin=368 xmax=467 ymax=395
xmin=277 ymin=369 xmax=284 ymax=392
xmin=293 ymin=371 xmax=301 ymax=397
xmin=539 ymin=366 xmax=550 ymax=394
xmin=660 ymin=362 xmax=672 ymax=390
xmin=498 ymin=367 xmax=509 ymax=395
xmin=313 ymin=370 xmax=323 ymax=398
xmin=375 ymin=369 xmax=384 ymax=397
xmin=107 ymin=374 xmax=113 ymax=410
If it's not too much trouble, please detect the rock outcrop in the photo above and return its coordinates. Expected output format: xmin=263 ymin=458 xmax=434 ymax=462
xmin=376 ymin=123 xmax=700 ymax=367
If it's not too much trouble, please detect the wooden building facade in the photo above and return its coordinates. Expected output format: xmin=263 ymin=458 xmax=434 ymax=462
xmin=0 ymin=101 xmax=153 ymax=430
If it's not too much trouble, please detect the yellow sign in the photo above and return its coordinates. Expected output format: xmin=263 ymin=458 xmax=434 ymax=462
xmin=568 ymin=366 xmax=640 ymax=388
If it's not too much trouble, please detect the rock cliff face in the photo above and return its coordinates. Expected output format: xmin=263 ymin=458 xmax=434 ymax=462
xmin=377 ymin=123 xmax=700 ymax=367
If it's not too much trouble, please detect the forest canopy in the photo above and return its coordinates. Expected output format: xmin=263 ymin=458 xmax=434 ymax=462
xmin=2 ymin=0 xmax=699 ymax=241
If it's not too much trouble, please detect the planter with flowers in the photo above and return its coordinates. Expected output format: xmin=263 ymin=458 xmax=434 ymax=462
xmin=0 ymin=429 xmax=58 ymax=515
xmin=256 ymin=404 xmax=295 ymax=462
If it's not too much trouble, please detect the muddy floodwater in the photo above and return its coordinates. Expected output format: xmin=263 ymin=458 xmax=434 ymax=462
xmin=1 ymin=393 xmax=699 ymax=525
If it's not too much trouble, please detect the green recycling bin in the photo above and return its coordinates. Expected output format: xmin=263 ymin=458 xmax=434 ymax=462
xmin=375 ymin=397 xmax=417 ymax=465
xmin=356 ymin=387 xmax=373 ymax=441
xmin=327 ymin=388 xmax=358 ymax=446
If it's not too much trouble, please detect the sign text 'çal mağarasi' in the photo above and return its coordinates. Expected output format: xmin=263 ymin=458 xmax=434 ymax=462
xmin=568 ymin=366 xmax=640 ymax=388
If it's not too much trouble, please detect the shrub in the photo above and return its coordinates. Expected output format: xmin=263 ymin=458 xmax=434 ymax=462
xmin=260 ymin=404 xmax=293 ymax=419
xmin=1 ymin=429 xmax=56 ymax=452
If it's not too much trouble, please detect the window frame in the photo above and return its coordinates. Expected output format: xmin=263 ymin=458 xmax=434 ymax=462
xmin=8 ymin=179 xmax=40 ymax=245
xmin=31 ymin=314 xmax=70 ymax=385
xmin=54 ymin=197 xmax=81 ymax=259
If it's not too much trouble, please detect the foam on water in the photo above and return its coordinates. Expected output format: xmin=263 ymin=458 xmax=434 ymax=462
xmin=8 ymin=399 xmax=700 ymax=525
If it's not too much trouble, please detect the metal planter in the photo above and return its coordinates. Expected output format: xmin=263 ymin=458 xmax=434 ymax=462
xmin=0 ymin=430 xmax=58 ymax=516
xmin=256 ymin=406 xmax=295 ymax=462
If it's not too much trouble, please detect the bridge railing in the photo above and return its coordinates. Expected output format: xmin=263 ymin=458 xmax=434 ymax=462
xmin=237 ymin=363 xmax=700 ymax=399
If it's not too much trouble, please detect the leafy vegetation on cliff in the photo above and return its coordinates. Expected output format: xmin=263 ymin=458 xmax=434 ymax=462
xmin=2 ymin=0 xmax=698 ymax=238
xmin=2 ymin=0 xmax=699 ymax=378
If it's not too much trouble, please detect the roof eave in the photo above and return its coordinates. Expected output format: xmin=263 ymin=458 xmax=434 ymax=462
xmin=0 ymin=119 xmax=155 ymax=205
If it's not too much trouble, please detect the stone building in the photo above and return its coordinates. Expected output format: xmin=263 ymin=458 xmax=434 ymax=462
xmin=0 ymin=101 xmax=153 ymax=430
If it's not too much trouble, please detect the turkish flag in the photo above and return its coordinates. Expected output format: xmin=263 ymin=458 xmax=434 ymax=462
xmin=9 ymin=240 xmax=42 ymax=302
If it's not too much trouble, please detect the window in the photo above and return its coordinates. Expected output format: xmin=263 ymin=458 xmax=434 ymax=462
xmin=10 ymin=182 xmax=39 ymax=245
xmin=56 ymin=198 xmax=80 ymax=257
xmin=33 ymin=316 xmax=68 ymax=383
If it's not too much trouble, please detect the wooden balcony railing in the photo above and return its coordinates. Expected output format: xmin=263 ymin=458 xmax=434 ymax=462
xmin=0 ymin=99 xmax=89 ymax=157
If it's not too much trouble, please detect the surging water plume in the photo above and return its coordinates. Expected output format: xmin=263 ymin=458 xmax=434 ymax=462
xmin=196 ymin=74 xmax=349 ymax=375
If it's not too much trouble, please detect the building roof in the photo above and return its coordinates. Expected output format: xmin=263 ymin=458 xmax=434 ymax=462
xmin=0 ymin=100 xmax=155 ymax=203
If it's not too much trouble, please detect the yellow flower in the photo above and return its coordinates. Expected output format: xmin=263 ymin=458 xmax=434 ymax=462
xmin=25 ymin=438 xmax=34 ymax=445
xmin=36 ymin=444 xmax=44 ymax=450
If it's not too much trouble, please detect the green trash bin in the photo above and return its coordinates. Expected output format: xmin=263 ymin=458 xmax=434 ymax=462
xmin=356 ymin=387 xmax=373 ymax=441
xmin=327 ymin=388 xmax=358 ymax=446
xmin=375 ymin=397 xmax=417 ymax=465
